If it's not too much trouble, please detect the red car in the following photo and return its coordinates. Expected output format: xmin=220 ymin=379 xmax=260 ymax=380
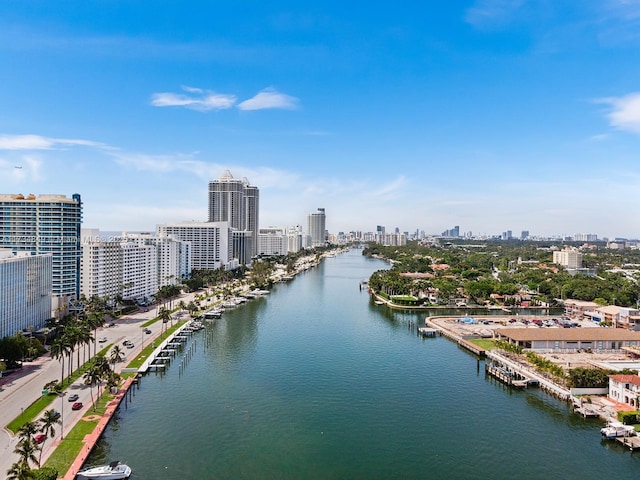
xmin=72 ymin=402 xmax=83 ymax=410
xmin=34 ymin=434 xmax=46 ymax=444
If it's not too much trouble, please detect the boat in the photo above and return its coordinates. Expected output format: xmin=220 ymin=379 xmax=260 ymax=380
xmin=77 ymin=461 xmax=132 ymax=479
xmin=374 ymin=300 xmax=385 ymax=305
xmin=600 ymin=421 xmax=636 ymax=439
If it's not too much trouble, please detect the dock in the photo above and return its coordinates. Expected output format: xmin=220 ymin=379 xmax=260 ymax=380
xmin=417 ymin=327 xmax=437 ymax=338
xmin=425 ymin=318 xmax=486 ymax=357
xmin=615 ymin=435 xmax=640 ymax=451
xmin=485 ymin=362 xmax=537 ymax=389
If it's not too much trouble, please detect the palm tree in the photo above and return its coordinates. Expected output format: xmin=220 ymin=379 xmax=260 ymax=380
xmin=77 ymin=322 xmax=93 ymax=366
xmin=83 ymin=362 xmax=103 ymax=411
xmin=109 ymin=346 xmax=125 ymax=371
xmin=37 ymin=409 xmax=61 ymax=464
xmin=6 ymin=460 xmax=34 ymax=480
xmin=158 ymin=307 xmax=171 ymax=334
xmin=13 ymin=436 xmax=39 ymax=469
xmin=49 ymin=337 xmax=66 ymax=385
xmin=86 ymin=311 xmax=104 ymax=357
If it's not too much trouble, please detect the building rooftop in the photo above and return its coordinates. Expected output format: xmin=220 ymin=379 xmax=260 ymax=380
xmin=495 ymin=328 xmax=640 ymax=342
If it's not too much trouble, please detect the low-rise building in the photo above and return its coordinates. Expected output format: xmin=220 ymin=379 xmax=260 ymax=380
xmin=608 ymin=374 xmax=640 ymax=409
xmin=494 ymin=328 xmax=640 ymax=352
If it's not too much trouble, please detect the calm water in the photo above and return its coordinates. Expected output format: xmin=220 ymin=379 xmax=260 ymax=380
xmin=90 ymin=250 xmax=640 ymax=479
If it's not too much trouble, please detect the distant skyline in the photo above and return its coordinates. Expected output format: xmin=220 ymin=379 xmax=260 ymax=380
xmin=1 ymin=1 xmax=639 ymax=238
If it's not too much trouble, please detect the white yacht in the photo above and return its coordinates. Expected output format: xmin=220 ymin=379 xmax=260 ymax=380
xmin=600 ymin=421 xmax=635 ymax=439
xmin=77 ymin=461 xmax=132 ymax=479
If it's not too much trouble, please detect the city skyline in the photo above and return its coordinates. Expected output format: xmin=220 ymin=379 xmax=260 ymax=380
xmin=1 ymin=2 xmax=640 ymax=238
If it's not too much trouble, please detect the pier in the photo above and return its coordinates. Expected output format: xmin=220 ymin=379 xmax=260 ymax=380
xmin=615 ymin=435 xmax=640 ymax=451
xmin=485 ymin=361 xmax=537 ymax=389
xmin=425 ymin=318 xmax=486 ymax=357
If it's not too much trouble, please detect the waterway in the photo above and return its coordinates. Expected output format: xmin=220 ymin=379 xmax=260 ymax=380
xmin=89 ymin=250 xmax=640 ymax=479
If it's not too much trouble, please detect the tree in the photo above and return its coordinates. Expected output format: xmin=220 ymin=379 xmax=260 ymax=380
xmin=109 ymin=346 xmax=125 ymax=371
xmin=37 ymin=410 xmax=61 ymax=465
xmin=13 ymin=434 xmax=39 ymax=469
xmin=7 ymin=461 xmax=35 ymax=480
xmin=49 ymin=337 xmax=70 ymax=385
xmin=158 ymin=307 xmax=171 ymax=333
xmin=83 ymin=362 xmax=103 ymax=411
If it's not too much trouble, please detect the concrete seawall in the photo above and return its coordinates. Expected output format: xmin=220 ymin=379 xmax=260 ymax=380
xmin=62 ymin=377 xmax=135 ymax=480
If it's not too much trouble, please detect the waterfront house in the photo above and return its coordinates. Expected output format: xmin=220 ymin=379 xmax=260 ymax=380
xmin=493 ymin=328 xmax=640 ymax=352
xmin=563 ymin=299 xmax=600 ymax=320
xmin=608 ymin=374 xmax=640 ymax=409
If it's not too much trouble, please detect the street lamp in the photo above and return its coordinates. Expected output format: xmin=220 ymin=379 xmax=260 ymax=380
xmin=58 ymin=392 xmax=65 ymax=440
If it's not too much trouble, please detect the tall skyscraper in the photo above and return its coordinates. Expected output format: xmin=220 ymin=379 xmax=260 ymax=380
xmin=0 ymin=193 xmax=82 ymax=305
xmin=307 ymin=208 xmax=326 ymax=247
xmin=208 ymin=170 xmax=259 ymax=264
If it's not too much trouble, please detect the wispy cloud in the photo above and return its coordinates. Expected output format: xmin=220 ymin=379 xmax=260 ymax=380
xmin=237 ymin=88 xmax=299 ymax=111
xmin=150 ymin=86 xmax=299 ymax=112
xmin=0 ymin=134 xmax=106 ymax=150
xmin=151 ymin=86 xmax=237 ymax=111
xmin=596 ymin=92 xmax=640 ymax=134
xmin=465 ymin=0 xmax=528 ymax=27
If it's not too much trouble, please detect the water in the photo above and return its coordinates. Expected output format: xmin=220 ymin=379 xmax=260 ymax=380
xmin=89 ymin=250 xmax=640 ymax=479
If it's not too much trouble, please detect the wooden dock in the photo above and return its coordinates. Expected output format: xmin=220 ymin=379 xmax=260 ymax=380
xmin=424 ymin=318 xmax=486 ymax=357
xmin=615 ymin=435 xmax=640 ymax=451
xmin=417 ymin=327 xmax=437 ymax=338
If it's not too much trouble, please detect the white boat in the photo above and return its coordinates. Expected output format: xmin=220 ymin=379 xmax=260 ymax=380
xmin=600 ymin=421 xmax=635 ymax=439
xmin=77 ymin=461 xmax=132 ymax=479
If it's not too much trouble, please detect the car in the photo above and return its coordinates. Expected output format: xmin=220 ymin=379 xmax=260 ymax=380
xmin=72 ymin=402 xmax=83 ymax=410
xmin=50 ymin=411 xmax=60 ymax=420
xmin=98 ymin=337 xmax=107 ymax=343
xmin=107 ymin=322 xmax=116 ymax=327
xmin=34 ymin=434 xmax=46 ymax=444
xmin=144 ymin=328 xmax=151 ymax=334
xmin=123 ymin=340 xmax=132 ymax=346
xmin=68 ymin=394 xmax=79 ymax=402
xmin=126 ymin=343 xmax=134 ymax=349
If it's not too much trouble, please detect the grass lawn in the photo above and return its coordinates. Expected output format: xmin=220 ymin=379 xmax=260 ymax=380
xmin=43 ymin=390 xmax=112 ymax=475
xmin=6 ymin=344 xmax=113 ymax=434
xmin=468 ymin=339 xmax=496 ymax=350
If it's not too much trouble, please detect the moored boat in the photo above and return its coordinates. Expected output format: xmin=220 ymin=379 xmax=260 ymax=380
xmin=77 ymin=461 xmax=132 ymax=479
xmin=600 ymin=421 xmax=635 ymax=439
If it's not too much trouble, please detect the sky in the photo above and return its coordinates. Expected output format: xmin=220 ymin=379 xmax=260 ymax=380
xmin=1 ymin=0 xmax=639 ymax=239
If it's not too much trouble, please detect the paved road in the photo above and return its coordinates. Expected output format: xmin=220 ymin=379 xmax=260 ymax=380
xmin=0 ymin=292 xmax=197 ymax=476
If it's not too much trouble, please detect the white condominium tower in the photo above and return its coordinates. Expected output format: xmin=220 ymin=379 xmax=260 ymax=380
xmin=307 ymin=208 xmax=326 ymax=248
xmin=157 ymin=221 xmax=235 ymax=271
xmin=0 ymin=193 xmax=82 ymax=304
xmin=0 ymin=250 xmax=52 ymax=339
xmin=208 ymin=170 xmax=259 ymax=265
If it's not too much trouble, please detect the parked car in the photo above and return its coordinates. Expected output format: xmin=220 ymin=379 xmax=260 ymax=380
xmin=34 ymin=434 xmax=46 ymax=444
xmin=107 ymin=322 xmax=116 ymax=327
xmin=98 ymin=337 xmax=107 ymax=343
xmin=68 ymin=394 xmax=79 ymax=402
xmin=72 ymin=402 xmax=83 ymax=410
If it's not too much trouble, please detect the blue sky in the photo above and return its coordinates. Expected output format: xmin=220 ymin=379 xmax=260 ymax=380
xmin=1 ymin=0 xmax=639 ymax=238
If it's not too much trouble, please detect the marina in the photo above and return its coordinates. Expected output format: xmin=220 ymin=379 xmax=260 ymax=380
xmin=86 ymin=250 xmax=640 ymax=479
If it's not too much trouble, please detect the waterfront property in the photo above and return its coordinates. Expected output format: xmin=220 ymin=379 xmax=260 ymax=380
xmin=608 ymin=374 xmax=640 ymax=409
xmin=493 ymin=328 xmax=640 ymax=352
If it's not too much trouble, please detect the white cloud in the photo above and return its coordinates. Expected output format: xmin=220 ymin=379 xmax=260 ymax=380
xmin=150 ymin=86 xmax=237 ymax=111
xmin=0 ymin=134 xmax=108 ymax=151
xmin=465 ymin=0 xmax=528 ymax=27
xmin=237 ymin=88 xmax=299 ymax=111
xmin=597 ymin=92 xmax=640 ymax=134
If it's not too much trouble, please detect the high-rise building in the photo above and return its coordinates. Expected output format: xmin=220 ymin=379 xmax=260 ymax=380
xmin=0 ymin=249 xmax=52 ymax=339
xmin=157 ymin=221 xmax=235 ymax=271
xmin=307 ymin=208 xmax=326 ymax=247
xmin=258 ymin=227 xmax=288 ymax=256
xmin=208 ymin=170 xmax=259 ymax=263
xmin=553 ymin=248 xmax=583 ymax=269
xmin=0 ymin=193 xmax=82 ymax=306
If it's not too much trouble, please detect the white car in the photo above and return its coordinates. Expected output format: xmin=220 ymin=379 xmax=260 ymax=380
xmin=98 ymin=337 xmax=107 ymax=343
